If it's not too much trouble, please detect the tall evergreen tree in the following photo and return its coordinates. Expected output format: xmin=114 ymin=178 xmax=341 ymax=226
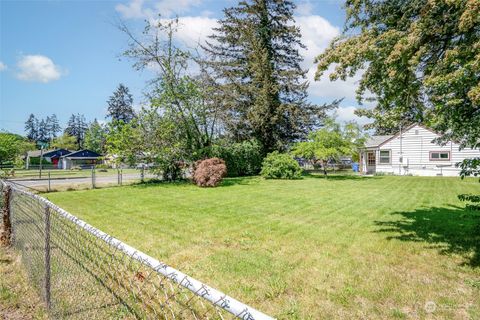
xmin=46 ymin=114 xmax=61 ymax=140
xmin=202 ymin=0 xmax=336 ymax=152
xmin=106 ymin=84 xmax=135 ymax=123
xmin=64 ymin=113 xmax=88 ymax=149
xmin=37 ymin=119 xmax=48 ymax=143
xmin=24 ymin=114 xmax=38 ymax=141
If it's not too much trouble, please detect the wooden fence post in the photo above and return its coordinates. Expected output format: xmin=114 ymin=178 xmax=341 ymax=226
xmin=1 ymin=186 xmax=12 ymax=247
xmin=44 ymin=204 xmax=51 ymax=309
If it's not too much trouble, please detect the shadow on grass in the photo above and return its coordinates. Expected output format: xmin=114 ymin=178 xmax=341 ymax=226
xmin=219 ymin=176 xmax=260 ymax=187
xmin=129 ymin=176 xmax=260 ymax=188
xmin=303 ymin=172 xmax=380 ymax=181
xmin=375 ymin=205 xmax=480 ymax=267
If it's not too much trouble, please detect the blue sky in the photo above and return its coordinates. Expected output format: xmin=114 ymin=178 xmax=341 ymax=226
xmin=0 ymin=0 xmax=366 ymax=135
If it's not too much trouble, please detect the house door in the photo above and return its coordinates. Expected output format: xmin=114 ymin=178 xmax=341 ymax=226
xmin=367 ymin=151 xmax=376 ymax=173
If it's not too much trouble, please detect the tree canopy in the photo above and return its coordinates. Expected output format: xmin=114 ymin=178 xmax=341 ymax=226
xmin=84 ymin=119 xmax=106 ymax=154
xmin=64 ymin=113 xmax=88 ymax=149
xmin=106 ymin=84 xmax=136 ymax=123
xmin=0 ymin=132 xmax=34 ymax=165
xmin=315 ymin=0 xmax=479 ymax=149
xmin=292 ymin=119 xmax=367 ymax=175
xmin=51 ymin=134 xmax=77 ymax=150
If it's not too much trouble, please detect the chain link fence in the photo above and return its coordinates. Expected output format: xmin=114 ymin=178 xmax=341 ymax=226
xmin=3 ymin=165 xmax=188 ymax=192
xmin=0 ymin=181 xmax=273 ymax=320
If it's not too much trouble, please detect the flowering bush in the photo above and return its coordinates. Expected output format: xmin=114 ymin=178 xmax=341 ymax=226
xmin=193 ymin=158 xmax=227 ymax=187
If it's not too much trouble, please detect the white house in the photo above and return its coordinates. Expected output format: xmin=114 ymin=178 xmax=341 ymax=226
xmin=360 ymin=124 xmax=480 ymax=176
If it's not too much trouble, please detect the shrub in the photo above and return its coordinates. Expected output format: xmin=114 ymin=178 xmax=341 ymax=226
xmin=193 ymin=158 xmax=227 ymax=187
xmin=260 ymin=151 xmax=302 ymax=179
xmin=211 ymin=140 xmax=262 ymax=177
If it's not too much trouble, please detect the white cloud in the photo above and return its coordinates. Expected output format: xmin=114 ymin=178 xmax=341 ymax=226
xmin=307 ymin=65 xmax=363 ymax=100
xmin=116 ymin=0 xmax=202 ymax=19
xmin=115 ymin=0 xmax=147 ymax=19
xmin=293 ymin=15 xmax=369 ymax=103
xmin=16 ymin=55 xmax=63 ymax=83
xmin=167 ymin=16 xmax=217 ymax=47
xmin=332 ymin=105 xmax=370 ymax=125
xmin=0 ymin=61 xmax=6 ymax=71
xmin=296 ymin=15 xmax=340 ymax=68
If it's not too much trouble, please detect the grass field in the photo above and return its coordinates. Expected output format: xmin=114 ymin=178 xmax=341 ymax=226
xmin=0 ymin=248 xmax=46 ymax=319
xmin=45 ymin=174 xmax=480 ymax=319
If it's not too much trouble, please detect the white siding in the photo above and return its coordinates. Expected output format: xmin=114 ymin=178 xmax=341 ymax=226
xmin=374 ymin=125 xmax=480 ymax=176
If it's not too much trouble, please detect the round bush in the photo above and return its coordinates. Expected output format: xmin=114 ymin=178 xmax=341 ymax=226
xmin=193 ymin=157 xmax=227 ymax=187
xmin=260 ymin=151 xmax=302 ymax=179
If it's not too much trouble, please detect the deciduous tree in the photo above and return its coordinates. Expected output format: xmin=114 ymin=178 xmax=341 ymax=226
xmin=52 ymin=134 xmax=77 ymax=150
xmin=84 ymin=119 xmax=106 ymax=154
xmin=292 ymin=119 xmax=366 ymax=175
xmin=315 ymin=0 xmax=479 ymax=148
xmin=0 ymin=132 xmax=34 ymax=165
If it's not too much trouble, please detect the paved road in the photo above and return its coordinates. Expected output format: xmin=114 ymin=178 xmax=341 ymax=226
xmin=7 ymin=173 xmax=157 ymax=191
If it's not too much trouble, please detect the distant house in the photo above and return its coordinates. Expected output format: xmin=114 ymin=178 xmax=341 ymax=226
xmin=60 ymin=150 xmax=103 ymax=169
xmin=25 ymin=149 xmax=72 ymax=169
xmin=360 ymin=124 xmax=480 ymax=176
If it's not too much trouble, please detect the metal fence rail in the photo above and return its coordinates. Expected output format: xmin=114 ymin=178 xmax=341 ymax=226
xmin=0 ymin=181 xmax=273 ymax=320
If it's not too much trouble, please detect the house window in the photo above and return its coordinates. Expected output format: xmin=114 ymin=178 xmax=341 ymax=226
xmin=430 ymin=151 xmax=450 ymax=161
xmin=367 ymin=152 xmax=376 ymax=165
xmin=379 ymin=150 xmax=391 ymax=164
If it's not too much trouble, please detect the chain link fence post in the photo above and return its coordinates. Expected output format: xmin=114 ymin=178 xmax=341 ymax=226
xmin=44 ymin=204 xmax=52 ymax=310
xmin=0 ymin=185 xmax=12 ymax=247
xmin=91 ymin=167 xmax=96 ymax=189
xmin=48 ymin=171 xmax=51 ymax=192
xmin=141 ymin=166 xmax=145 ymax=183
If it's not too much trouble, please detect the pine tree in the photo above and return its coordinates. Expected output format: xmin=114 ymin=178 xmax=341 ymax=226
xmin=64 ymin=113 xmax=88 ymax=149
xmin=46 ymin=114 xmax=61 ymax=140
xmin=106 ymin=84 xmax=135 ymax=123
xmin=25 ymin=114 xmax=38 ymax=141
xmin=202 ymin=0 xmax=336 ymax=152
xmin=37 ymin=119 xmax=48 ymax=143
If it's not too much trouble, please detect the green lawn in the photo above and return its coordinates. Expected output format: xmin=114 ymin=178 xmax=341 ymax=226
xmin=46 ymin=175 xmax=480 ymax=319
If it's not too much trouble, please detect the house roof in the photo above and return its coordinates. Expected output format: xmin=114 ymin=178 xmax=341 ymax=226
xmin=48 ymin=149 xmax=73 ymax=158
xmin=61 ymin=149 xmax=102 ymax=159
xmin=363 ymin=123 xmax=442 ymax=149
xmin=27 ymin=149 xmax=72 ymax=158
xmin=27 ymin=149 xmax=55 ymax=157
xmin=364 ymin=135 xmax=394 ymax=148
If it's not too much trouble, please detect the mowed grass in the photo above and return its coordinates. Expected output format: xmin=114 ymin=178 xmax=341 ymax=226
xmin=46 ymin=175 xmax=480 ymax=319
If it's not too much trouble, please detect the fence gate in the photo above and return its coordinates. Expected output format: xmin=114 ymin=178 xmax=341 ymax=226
xmin=0 ymin=180 xmax=273 ymax=320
